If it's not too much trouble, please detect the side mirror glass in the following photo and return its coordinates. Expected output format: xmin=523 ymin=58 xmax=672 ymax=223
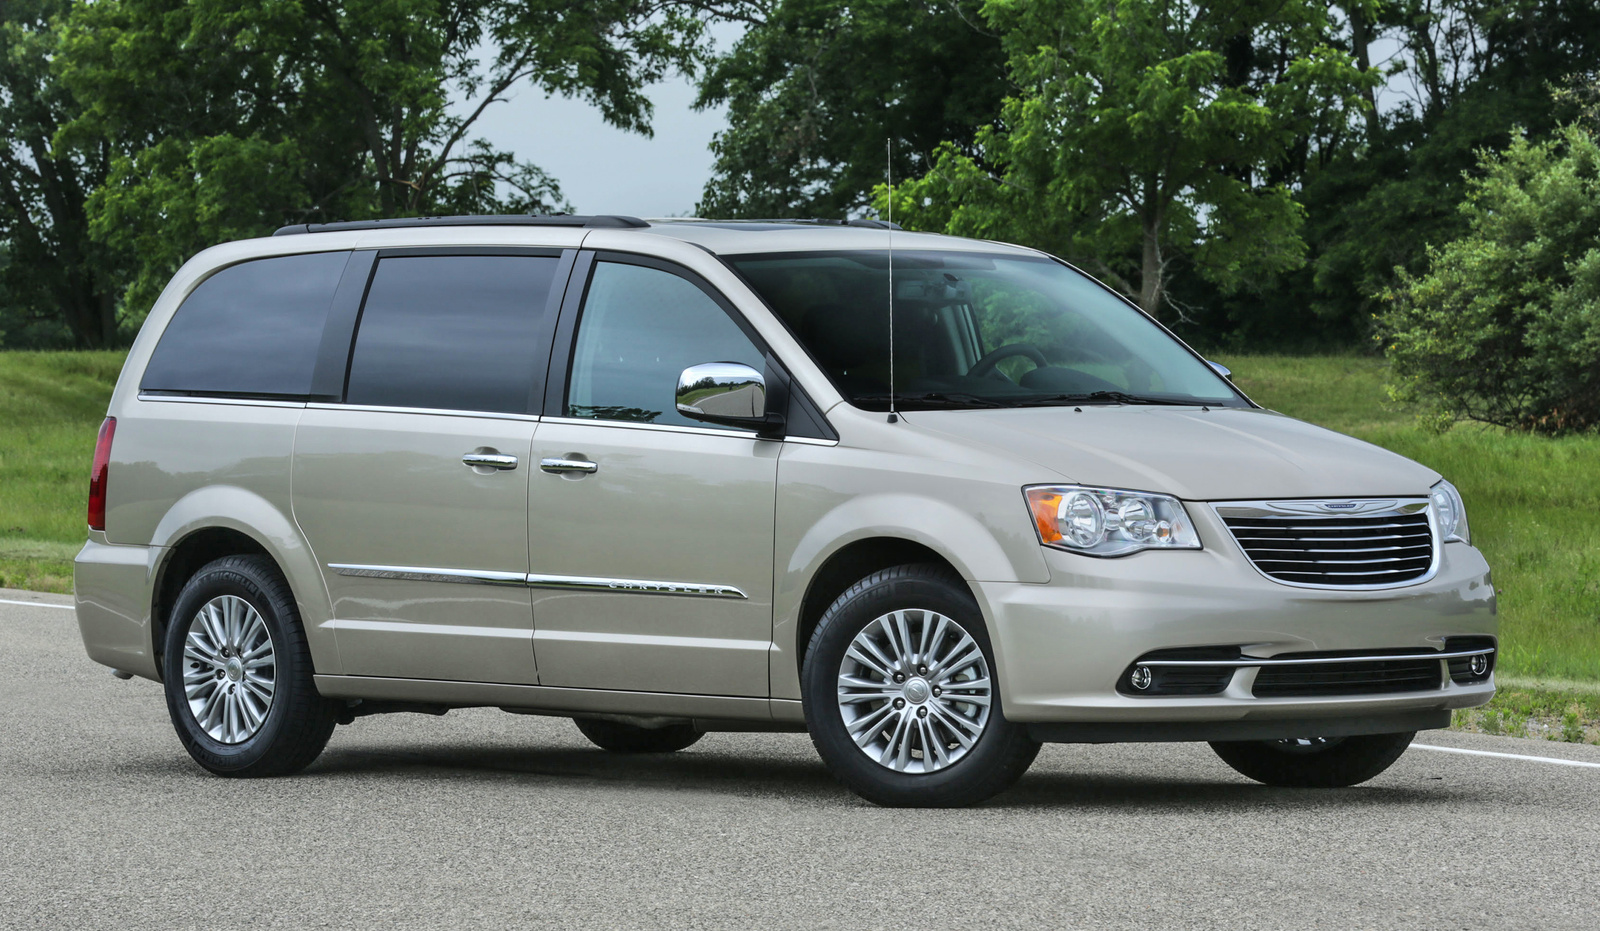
xmin=676 ymin=362 xmax=785 ymax=436
xmin=1207 ymin=360 xmax=1233 ymax=381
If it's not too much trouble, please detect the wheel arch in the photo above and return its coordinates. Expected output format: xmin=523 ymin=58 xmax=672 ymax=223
xmin=773 ymin=491 xmax=1034 ymax=701
xmin=148 ymin=486 xmax=338 ymax=678
xmin=794 ymin=537 xmax=963 ymax=665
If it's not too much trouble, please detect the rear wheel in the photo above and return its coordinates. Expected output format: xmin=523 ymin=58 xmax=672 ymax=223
xmin=802 ymin=564 xmax=1039 ymax=807
xmin=162 ymin=555 xmax=338 ymax=777
xmin=1209 ymin=732 xmax=1416 ymax=787
xmin=574 ymin=717 xmax=703 ymax=753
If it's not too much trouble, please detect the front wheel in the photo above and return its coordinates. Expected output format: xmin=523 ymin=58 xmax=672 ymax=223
xmin=802 ymin=564 xmax=1040 ymax=807
xmin=1209 ymin=732 xmax=1416 ymax=787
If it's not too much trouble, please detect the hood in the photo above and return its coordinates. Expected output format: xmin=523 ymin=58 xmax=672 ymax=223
xmin=903 ymin=405 xmax=1439 ymax=501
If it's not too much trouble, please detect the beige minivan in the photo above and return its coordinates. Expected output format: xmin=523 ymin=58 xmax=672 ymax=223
xmin=75 ymin=215 xmax=1496 ymax=806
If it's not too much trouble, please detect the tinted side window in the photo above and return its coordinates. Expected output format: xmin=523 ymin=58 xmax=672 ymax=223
xmin=567 ymin=262 xmax=764 ymax=428
xmin=345 ymin=255 xmax=558 ymax=414
xmin=141 ymin=252 xmax=348 ymax=397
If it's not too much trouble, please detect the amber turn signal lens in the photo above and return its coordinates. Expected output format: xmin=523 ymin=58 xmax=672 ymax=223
xmin=1025 ymin=488 xmax=1064 ymax=545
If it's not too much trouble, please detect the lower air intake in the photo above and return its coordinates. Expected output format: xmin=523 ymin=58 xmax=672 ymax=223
xmin=1252 ymin=655 xmax=1442 ymax=698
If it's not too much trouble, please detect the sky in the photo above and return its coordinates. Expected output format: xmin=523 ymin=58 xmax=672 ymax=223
xmin=468 ymin=76 xmax=726 ymax=219
xmin=461 ymin=24 xmax=745 ymax=219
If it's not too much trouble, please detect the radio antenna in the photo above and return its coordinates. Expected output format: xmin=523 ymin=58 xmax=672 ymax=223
xmin=886 ymin=138 xmax=897 ymax=424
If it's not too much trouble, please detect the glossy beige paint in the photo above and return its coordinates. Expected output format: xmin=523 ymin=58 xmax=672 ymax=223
xmin=292 ymin=406 xmax=538 ymax=684
xmin=79 ymin=225 xmax=588 ymax=684
xmin=74 ymin=531 xmax=160 ymax=677
xmin=768 ymin=404 xmax=1056 ymax=701
xmin=907 ymin=405 xmax=1441 ymax=500
xmin=978 ymin=525 xmax=1495 ymax=722
xmin=74 ymin=221 xmax=1498 ymax=735
xmin=526 ymin=417 xmax=778 ymax=695
xmin=104 ymin=398 xmax=304 ymax=548
xmin=87 ymin=395 xmax=340 ymax=676
xmin=766 ymin=403 xmax=1491 ymax=714
xmin=313 ymin=674 xmax=781 ymax=722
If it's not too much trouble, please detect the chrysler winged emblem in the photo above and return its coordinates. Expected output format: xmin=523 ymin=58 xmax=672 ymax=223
xmin=1270 ymin=499 xmax=1398 ymax=515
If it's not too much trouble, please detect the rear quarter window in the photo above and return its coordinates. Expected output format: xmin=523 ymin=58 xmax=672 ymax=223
xmin=141 ymin=252 xmax=350 ymax=398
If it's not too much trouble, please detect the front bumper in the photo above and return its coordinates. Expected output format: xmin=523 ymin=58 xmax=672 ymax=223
xmin=976 ymin=527 xmax=1496 ymax=729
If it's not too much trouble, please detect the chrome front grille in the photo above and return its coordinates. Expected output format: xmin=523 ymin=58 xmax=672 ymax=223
xmin=1215 ymin=499 xmax=1435 ymax=588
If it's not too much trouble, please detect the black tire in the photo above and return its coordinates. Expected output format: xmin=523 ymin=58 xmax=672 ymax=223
xmin=574 ymin=717 xmax=704 ymax=753
xmin=802 ymin=563 xmax=1040 ymax=807
xmin=1209 ymin=731 xmax=1416 ymax=787
xmin=162 ymin=554 xmax=338 ymax=777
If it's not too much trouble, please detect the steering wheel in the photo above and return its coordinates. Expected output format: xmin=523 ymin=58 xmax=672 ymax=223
xmin=968 ymin=343 xmax=1049 ymax=380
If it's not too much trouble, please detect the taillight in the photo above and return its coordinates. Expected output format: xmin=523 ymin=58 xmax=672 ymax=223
xmin=88 ymin=417 xmax=116 ymax=531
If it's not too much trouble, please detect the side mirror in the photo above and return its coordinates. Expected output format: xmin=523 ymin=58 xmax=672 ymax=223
xmin=676 ymin=362 xmax=786 ymax=436
xmin=1207 ymin=360 xmax=1233 ymax=381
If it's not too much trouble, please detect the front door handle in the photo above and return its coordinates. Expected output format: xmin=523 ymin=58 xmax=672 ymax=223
xmin=540 ymin=457 xmax=598 ymax=474
xmin=462 ymin=452 xmax=519 ymax=471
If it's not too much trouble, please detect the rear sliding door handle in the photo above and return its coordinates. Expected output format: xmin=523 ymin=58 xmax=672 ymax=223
xmin=462 ymin=452 xmax=519 ymax=471
xmin=540 ymin=457 xmax=598 ymax=474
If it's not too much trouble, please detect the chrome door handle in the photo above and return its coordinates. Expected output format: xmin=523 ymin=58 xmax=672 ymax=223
xmin=540 ymin=457 xmax=598 ymax=474
xmin=462 ymin=453 xmax=519 ymax=471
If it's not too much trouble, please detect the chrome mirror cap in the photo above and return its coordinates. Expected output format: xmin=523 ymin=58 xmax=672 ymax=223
xmin=677 ymin=362 xmax=767 ymax=419
xmin=1207 ymin=360 xmax=1233 ymax=381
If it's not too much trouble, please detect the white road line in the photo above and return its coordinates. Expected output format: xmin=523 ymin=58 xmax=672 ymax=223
xmin=0 ymin=598 xmax=74 ymax=611
xmin=1413 ymin=743 xmax=1600 ymax=770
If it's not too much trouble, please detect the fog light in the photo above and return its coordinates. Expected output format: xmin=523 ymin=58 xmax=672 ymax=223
xmin=1469 ymin=654 xmax=1489 ymax=677
xmin=1129 ymin=665 xmax=1153 ymax=691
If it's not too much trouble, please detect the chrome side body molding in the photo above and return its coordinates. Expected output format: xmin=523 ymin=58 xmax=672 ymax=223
xmin=329 ymin=564 xmax=747 ymax=599
xmin=329 ymin=564 xmax=527 ymax=586
xmin=526 ymin=573 xmax=746 ymax=599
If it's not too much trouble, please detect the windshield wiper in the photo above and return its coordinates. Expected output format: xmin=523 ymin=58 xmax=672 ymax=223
xmin=1010 ymin=390 xmax=1198 ymax=407
xmin=852 ymin=392 xmax=1010 ymax=410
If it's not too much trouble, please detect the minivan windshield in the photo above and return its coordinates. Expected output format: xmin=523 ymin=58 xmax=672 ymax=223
xmin=728 ymin=251 xmax=1245 ymax=411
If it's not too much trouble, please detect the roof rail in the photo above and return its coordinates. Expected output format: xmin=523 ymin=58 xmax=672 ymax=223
xmin=271 ymin=214 xmax=650 ymax=236
xmin=721 ymin=218 xmax=904 ymax=231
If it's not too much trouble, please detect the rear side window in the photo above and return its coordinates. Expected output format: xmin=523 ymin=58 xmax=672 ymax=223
xmin=345 ymin=255 xmax=558 ymax=414
xmin=141 ymin=252 xmax=348 ymax=397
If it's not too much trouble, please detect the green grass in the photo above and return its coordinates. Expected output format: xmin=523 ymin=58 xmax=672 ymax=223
xmin=0 ymin=351 xmax=126 ymax=593
xmin=1450 ymin=678 xmax=1600 ymax=744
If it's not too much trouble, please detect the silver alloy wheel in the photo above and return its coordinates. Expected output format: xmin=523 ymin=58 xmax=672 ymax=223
xmin=181 ymin=594 xmax=276 ymax=744
xmin=836 ymin=608 xmax=992 ymax=774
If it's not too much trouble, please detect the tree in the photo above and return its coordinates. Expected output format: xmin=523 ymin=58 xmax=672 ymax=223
xmin=0 ymin=0 xmax=119 ymax=348
xmin=891 ymin=0 xmax=1376 ymax=321
xmin=694 ymin=0 xmax=1007 ymax=218
xmin=1290 ymin=0 xmax=1600 ymax=342
xmin=1378 ymin=124 xmax=1600 ymax=434
xmin=55 ymin=0 xmax=707 ymax=319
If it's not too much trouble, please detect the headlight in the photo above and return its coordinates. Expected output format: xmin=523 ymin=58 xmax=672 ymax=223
xmin=1430 ymin=479 xmax=1469 ymax=544
xmin=1025 ymin=485 xmax=1201 ymax=557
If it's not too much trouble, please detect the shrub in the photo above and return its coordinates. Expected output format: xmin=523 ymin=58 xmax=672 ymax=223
xmin=1378 ymin=125 xmax=1600 ymax=434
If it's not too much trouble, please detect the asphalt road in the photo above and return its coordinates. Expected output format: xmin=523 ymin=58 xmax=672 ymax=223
xmin=3 ymin=588 xmax=1597 ymax=931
